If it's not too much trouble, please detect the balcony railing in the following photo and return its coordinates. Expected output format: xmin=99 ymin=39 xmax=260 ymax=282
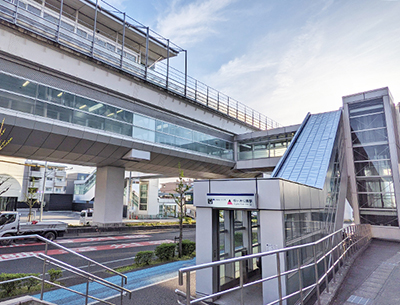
xmin=0 ymin=0 xmax=280 ymax=131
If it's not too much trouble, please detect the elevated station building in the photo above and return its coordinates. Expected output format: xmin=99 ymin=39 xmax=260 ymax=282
xmin=0 ymin=0 xmax=400 ymax=303
xmin=194 ymin=87 xmax=400 ymax=304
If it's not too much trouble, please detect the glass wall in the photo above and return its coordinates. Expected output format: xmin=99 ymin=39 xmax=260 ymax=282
xmin=139 ymin=183 xmax=148 ymax=211
xmin=238 ymin=133 xmax=295 ymax=160
xmin=218 ymin=210 xmax=260 ymax=290
xmin=0 ymin=72 xmax=234 ymax=160
xmin=284 ymin=128 xmax=343 ymax=305
xmin=348 ymin=98 xmax=398 ymax=226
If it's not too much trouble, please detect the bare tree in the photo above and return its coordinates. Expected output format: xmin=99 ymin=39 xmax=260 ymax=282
xmin=0 ymin=176 xmax=11 ymax=196
xmin=170 ymin=164 xmax=191 ymax=258
xmin=25 ymin=181 xmax=39 ymax=222
xmin=0 ymin=118 xmax=12 ymax=151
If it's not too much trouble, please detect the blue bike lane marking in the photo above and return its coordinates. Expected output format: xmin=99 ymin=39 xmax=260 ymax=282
xmin=33 ymin=258 xmax=196 ymax=305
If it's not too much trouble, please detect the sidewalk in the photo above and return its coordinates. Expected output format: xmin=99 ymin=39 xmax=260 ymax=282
xmin=331 ymin=239 xmax=400 ymax=305
xmin=32 ymin=258 xmax=196 ymax=305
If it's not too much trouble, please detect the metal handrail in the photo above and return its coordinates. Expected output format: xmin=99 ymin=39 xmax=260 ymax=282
xmin=0 ymin=275 xmax=115 ymax=305
xmin=36 ymin=253 xmax=131 ymax=295
xmin=0 ymin=0 xmax=281 ymax=131
xmin=0 ymin=234 xmax=131 ymax=304
xmin=176 ymin=224 xmax=372 ymax=305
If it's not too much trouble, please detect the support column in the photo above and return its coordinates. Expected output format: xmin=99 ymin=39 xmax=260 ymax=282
xmin=93 ymin=166 xmax=125 ymax=226
xmin=259 ymin=209 xmax=286 ymax=305
xmin=195 ymin=207 xmax=214 ymax=296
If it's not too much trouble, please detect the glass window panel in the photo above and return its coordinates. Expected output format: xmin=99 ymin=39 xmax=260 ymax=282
xmin=0 ymin=91 xmax=35 ymax=114
xmin=0 ymin=74 xmax=37 ymax=98
xmin=43 ymin=13 xmax=57 ymax=24
xmin=360 ymin=213 xmax=398 ymax=226
xmin=106 ymin=43 xmax=115 ymax=52
xmin=358 ymin=193 xmax=396 ymax=209
xmin=155 ymin=133 xmax=175 ymax=146
xmin=238 ymin=143 xmax=252 ymax=160
xmin=270 ymin=141 xmax=287 ymax=157
xmin=34 ymin=100 xmax=45 ymax=117
xmin=207 ymin=145 xmax=222 ymax=157
xmin=104 ymin=119 xmax=132 ymax=136
xmin=189 ymin=142 xmax=208 ymax=154
xmin=62 ymin=92 xmax=75 ymax=108
xmin=27 ymin=4 xmax=41 ymax=16
xmin=356 ymin=178 xmax=394 ymax=193
xmin=353 ymin=144 xmax=390 ymax=161
xmin=135 ymin=114 xmax=155 ymax=130
xmin=354 ymin=160 xmax=392 ymax=177
xmin=102 ymin=105 xmax=117 ymax=117
xmin=175 ymin=137 xmax=191 ymax=148
xmin=113 ymin=109 xmax=133 ymax=123
xmin=351 ymin=128 xmax=387 ymax=145
xmin=349 ymin=99 xmax=383 ymax=117
xmin=61 ymin=20 xmax=74 ymax=32
xmin=37 ymin=85 xmax=74 ymax=107
xmin=350 ymin=113 xmax=386 ymax=131
xmin=75 ymin=96 xmax=97 ymax=112
xmin=48 ymin=104 xmax=73 ymax=122
xmin=77 ymin=28 xmax=87 ymax=38
xmin=73 ymin=111 xmax=104 ymax=130
xmin=133 ymin=127 xmax=155 ymax=142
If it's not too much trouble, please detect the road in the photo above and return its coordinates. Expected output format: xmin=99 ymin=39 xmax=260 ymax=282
xmin=0 ymin=228 xmax=195 ymax=286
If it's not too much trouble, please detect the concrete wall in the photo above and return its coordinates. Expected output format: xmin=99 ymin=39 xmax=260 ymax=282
xmin=0 ymin=156 xmax=25 ymax=201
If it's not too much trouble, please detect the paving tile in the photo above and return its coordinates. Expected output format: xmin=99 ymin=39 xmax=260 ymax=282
xmin=347 ymin=295 xmax=371 ymax=305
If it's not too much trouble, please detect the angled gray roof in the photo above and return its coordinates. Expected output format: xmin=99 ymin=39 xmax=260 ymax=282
xmin=272 ymin=110 xmax=341 ymax=189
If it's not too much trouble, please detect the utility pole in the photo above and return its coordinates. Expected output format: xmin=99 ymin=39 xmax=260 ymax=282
xmin=40 ymin=161 xmax=47 ymax=222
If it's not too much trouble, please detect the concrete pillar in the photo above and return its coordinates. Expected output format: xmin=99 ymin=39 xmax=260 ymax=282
xmin=259 ymin=209 xmax=286 ymax=305
xmin=195 ymin=207 xmax=214 ymax=297
xmin=93 ymin=166 xmax=125 ymax=226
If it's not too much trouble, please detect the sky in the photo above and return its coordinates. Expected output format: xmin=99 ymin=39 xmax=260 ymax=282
xmin=103 ymin=0 xmax=400 ymax=127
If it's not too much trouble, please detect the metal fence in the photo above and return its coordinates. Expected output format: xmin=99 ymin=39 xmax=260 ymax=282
xmin=176 ymin=224 xmax=372 ymax=305
xmin=0 ymin=0 xmax=281 ymax=131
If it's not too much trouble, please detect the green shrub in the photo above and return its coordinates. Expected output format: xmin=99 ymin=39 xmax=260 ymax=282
xmin=25 ymin=275 xmax=39 ymax=292
xmin=0 ymin=273 xmax=22 ymax=296
xmin=48 ymin=268 xmax=62 ymax=282
xmin=180 ymin=240 xmax=196 ymax=256
xmin=0 ymin=273 xmax=39 ymax=297
xmin=135 ymin=251 xmax=154 ymax=265
xmin=155 ymin=243 xmax=176 ymax=261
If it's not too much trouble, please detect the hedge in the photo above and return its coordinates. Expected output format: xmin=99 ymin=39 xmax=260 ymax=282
xmin=135 ymin=251 xmax=154 ymax=265
xmin=155 ymin=243 xmax=176 ymax=261
xmin=180 ymin=240 xmax=196 ymax=256
xmin=0 ymin=272 xmax=39 ymax=297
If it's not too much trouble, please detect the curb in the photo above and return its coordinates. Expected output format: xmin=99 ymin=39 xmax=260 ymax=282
xmin=65 ymin=224 xmax=196 ymax=237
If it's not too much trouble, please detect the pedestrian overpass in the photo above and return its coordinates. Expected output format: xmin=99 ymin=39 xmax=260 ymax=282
xmin=0 ymin=0 xmax=284 ymax=225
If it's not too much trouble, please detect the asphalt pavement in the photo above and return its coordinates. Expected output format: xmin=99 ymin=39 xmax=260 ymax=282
xmin=17 ymin=209 xmax=181 ymax=226
xmin=2 ymin=210 xmax=196 ymax=305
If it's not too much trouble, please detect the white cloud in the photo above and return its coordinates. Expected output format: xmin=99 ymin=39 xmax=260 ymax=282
xmin=155 ymin=0 xmax=235 ymax=46
xmin=204 ymin=1 xmax=400 ymax=126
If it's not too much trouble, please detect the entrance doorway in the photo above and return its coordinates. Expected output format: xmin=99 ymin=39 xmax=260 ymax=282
xmin=215 ymin=209 xmax=261 ymax=291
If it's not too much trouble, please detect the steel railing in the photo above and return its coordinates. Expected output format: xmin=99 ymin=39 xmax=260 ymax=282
xmin=176 ymin=224 xmax=372 ymax=305
xmin=0 ymin=0 xmax=280 ymax=131
xmin=0 ymin=234 xmax=132 ymax=305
